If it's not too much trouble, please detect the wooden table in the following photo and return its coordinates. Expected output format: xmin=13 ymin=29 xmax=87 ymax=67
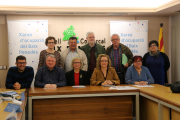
xmin=0 ymin=88 xmax=27 ymax=120
xmin=28 ymin=86 xmax=140 ymax=120
xmin=139 ymin=84 xmax=180 ymax=120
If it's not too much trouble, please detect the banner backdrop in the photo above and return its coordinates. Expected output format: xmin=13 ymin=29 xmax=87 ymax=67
xmin=110 ymin=20 xmax=148 ymax=57
xmin=7 ymin=20 xmax=48 ymax=83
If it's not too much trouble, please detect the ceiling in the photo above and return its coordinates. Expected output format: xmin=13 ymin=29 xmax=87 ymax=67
xmin=0 ymin=0 xmax=179 ymax=16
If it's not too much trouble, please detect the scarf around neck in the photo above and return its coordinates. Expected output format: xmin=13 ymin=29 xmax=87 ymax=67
xmin=149 ymin=50 xmax=160 ymax=57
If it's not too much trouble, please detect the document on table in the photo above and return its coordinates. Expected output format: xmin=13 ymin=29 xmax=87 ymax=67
xmin=102 ymin=85 xmax=115 ymax=87
xmin=133 ymin=85 xmax=154 ymax=87
xmin=20 ymin=91 xmax=25 ymax=101
xmin=6 ymin=108 xmax=17 ymax=120
xmin=109 ymin=86 xmax=139 ymax=90
xmin=43 ymin=88 xmax=56 ymax=89
xmin=13 ymin=99 xmax=22 ymax=105
xmin=0 ymin=91 xmax=17 ymax=96
xmin=4 ymin=103 xmax=22 ymax=113
xmin=72 ymin=85 xmax=86 ymax=88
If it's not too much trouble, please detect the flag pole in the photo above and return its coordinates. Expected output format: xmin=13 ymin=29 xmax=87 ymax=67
xmin=159 ymin=23 xmax=164 ymax=52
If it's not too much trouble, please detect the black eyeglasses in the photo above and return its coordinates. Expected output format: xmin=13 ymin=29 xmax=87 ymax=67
xmin=134 ymin=61 xmax=141 ymax=63
xmin=48 ymin=42 xmax=55 ymax=44
xmin=17 ymin=62 xmax=26 ymax=65
xmin=150 ymin=45 xmax=157 ymax=47
xmin=100 ymin=60 xmax=108 ymax=62
xmin=73 ymin=62 xmax=81 ymax=64
xmin=111 ymin=39 xmax=119 ymax=41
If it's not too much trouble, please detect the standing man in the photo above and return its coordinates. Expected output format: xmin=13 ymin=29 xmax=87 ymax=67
xmin=61 ymin=37 xmax=88 ymax=72
xmin=6 ymin=55 xmax=34 ymax=89
xmin=80 ymin=32 xmax=105 ymax=78
xmin=105 ymin=34 xmax=133 ymax=84
xmin=35 ymin=54 xmax=66 ymax=88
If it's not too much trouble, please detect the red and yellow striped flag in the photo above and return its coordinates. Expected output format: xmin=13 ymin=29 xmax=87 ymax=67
xmin=158 ymin=23 xmax=164 ymax=52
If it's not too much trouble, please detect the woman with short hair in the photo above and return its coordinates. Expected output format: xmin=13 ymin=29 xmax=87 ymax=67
xmin=125 ymin=56 xmax=154 ymax=85
xmin=90 ymin=54 xmax=120 ymax=86
xmin=142 ymin=40 xmax=170 ymax=85
xmin=66 ymin=57 xmax=89 ymax=86
xmin=38 ymin=36 xmax=63 ymax=68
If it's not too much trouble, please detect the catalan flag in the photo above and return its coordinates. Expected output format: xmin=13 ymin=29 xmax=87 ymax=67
xmin=158 ymin=23 xmax=164 ymax=52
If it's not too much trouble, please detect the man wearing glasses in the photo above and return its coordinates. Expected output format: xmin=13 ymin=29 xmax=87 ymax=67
xmin=5 ymin=55 xmax=34 ymax=89
xmin=105 ymin=34 xmax=133 ymax=84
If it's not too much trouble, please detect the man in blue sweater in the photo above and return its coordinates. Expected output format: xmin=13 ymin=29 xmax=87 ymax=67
xmin=5 ymin=55 xmax=34 ymax=89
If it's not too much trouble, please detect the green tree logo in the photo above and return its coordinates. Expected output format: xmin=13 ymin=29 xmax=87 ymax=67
xmin=63 ymin=25 xmax=79 ymax=42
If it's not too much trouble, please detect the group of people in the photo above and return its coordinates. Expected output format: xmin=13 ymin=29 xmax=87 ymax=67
xmin=5 ymin=31 xmax=170 ymax=90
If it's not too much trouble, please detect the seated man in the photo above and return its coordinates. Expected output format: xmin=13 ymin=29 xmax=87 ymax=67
xmin=6 ymin=55 xmax=34 ymax=89
xmin=35 ymin=54 xmax=66 ymax=88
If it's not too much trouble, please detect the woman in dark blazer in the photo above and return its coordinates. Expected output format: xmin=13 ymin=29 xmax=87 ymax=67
xmin=65 ymin=57 xmax=89 ymax=86
xmin=142 ymin=40 xmax=170 ymax=85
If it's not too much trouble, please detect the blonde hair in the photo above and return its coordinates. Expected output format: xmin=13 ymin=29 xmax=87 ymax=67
xmin=71 ymin=57 xmax=83 ymax=69
xmin=96 ymin=54 xmax=111 ymax=69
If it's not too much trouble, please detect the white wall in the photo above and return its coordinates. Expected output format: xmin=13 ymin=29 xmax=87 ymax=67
xmin=171 ymin=13 xmax=180 ymax=83
xmin=0 ymin=15 xmax=170 ymax=88
xmin=6 ymin=15 xmax=136 ymax=52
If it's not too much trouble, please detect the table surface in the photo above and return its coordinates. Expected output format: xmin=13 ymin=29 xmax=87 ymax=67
xmin=28 ymin=85 xmax=139 ymax=96
xmin=139 ymin=84 xmax=180 ymax=108
xmin=29 ymin=84 xmax=180 ymax=108
xmin=0 ymin=88 xmax=27 ymax=120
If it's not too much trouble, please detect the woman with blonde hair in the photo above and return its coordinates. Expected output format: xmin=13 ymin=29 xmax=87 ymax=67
xmin=90 ymin=54 xmax=120 ymax=86
xmin=66 ymin=57 xmax=89 ymax=86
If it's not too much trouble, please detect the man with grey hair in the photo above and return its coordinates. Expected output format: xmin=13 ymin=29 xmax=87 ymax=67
xmin=80 ymin=32 xmax=105 ymax=77
xmin=35 ymin=54 xmax=66 ymax=88
xmin=105 ymin=34 xmax=133 ymax=84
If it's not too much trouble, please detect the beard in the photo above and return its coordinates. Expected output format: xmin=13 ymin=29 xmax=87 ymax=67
xmin=18 ymin=68 xmax=25 ymax=72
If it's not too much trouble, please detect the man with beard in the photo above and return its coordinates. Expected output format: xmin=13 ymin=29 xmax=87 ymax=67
xmin=5 ymin=55 xmax=34 ymax=89
xmin=80 ymin=32 xmax=105 ymax=78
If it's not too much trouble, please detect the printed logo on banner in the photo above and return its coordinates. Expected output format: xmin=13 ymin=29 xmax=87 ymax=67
xmin=59 ymin=25 xmax=106 ymax=50
xmin=7 ymin=20 xmax=48 ymax=74
xmin=110 ymin=20 xmax=148 ymax=57
xmin=63 ymin=25 xmax=79 ymax=43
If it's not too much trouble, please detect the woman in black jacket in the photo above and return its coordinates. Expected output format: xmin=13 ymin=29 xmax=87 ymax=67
xmin=65 ymin=57 xmax=89 ymax=86
xmin=142 ymin=40 xmax=170 ymax=85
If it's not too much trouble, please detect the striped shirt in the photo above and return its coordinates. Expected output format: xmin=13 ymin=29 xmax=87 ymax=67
xmin=109 ymin=46 xmax=121 ymax=72
xmin=5 ymin=66 xmax=34 ymax=89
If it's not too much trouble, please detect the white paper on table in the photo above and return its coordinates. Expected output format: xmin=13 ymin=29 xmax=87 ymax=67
xmin=3 ymin=97 xmax=13 ymax=101
xmin=43 ymin=88 xmax=56 ymax=89
xmin=0 ymin=91 xmax=14 ymax=94
xmin=133 ymin=85 xmax=154 ymax=87
xmin=0 ymin=95 xmax=3 ymax=103
xmin=13 ymin=99 xmax=22 ymax=105
xmin=72 ymin=86 xmax=86 ymax=88
xmin=6 ymin=108 xmax=17 ymax=120
xmin=109 ymin=86 xmax=139 ymax=90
